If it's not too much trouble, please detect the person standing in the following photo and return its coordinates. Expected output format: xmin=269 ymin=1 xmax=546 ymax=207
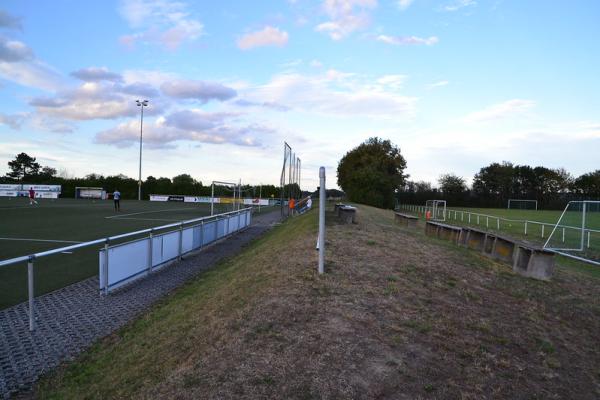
xmin=113 ymin=189 xmax=121 ymax=211
xmin=28 ymin=187 xmax=38 ymax=205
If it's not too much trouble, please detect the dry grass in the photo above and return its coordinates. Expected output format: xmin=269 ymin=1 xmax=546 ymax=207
xmin=35 ymin=204 xmax=600 ymax=399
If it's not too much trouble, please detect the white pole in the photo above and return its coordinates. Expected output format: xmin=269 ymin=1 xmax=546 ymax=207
xmin=28 ymin=257 xmax=35 ymax=332
xmin=497 ymin=218 xmax=500 ymax=230
xmin=211 ymin=183 xmax=214 ymax=216
xmin=525 ymin=221 xmax=528 ymax=235
xmin=581 ymin=202 xmax=587 ymax=251
xmin=318 ymin=167 xmax=326 ymax=275
xmin=541 ymin=224 xmax=545 ymax=238
xmin=587 ymin=231 xmax=591 ymax=248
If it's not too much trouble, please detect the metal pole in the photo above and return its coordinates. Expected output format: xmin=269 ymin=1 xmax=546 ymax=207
xmin=28 ymin=256 xmax=35 ymax=332
xmin=211 ymin=182 xmax=214 ymax=216
xmin=178 ymin=222 xmax=183 ymax=260
xmin=580 ymin=202 xmax=587 ymax=251
xmin=525 ymin=221 xmax=528 ymax=235
xmin=103 ymin=240 xmax=109 ymax=294
xmin=148 ymin=230 xmax=153 ymax=273
xmin=318 ymin=167 xmax=325 ymax=274
xmin=259 ymin=185 xmax=262 ymax=213
xmin=138 ymin=103 xmax=144 ymax=201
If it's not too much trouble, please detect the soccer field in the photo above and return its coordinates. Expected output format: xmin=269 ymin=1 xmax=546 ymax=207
xmin=0 ymin=198 xmax=242 ymax=309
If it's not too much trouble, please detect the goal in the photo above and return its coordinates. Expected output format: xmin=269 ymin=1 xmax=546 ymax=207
xmin=544 ymin=201 xmax=600 ymax=266
xmin=425 ymin=200 xmax=446 ymax=221
xmin=75 ymin=187 xmax=107 ymax=200
xmin=210 ymin=180 xmax=241 ymax=215
xmin=507 ymin=199 xmax=538 ymax=210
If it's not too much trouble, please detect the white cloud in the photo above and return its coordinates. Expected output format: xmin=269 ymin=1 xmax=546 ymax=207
xmin=95 ymin=109 xmax=271 ymax=148
xmin=444 ymin=0 xmax=476 ymax=12
xmin=0 ymin=59 xmax=65 ymax=91
xmin=426 ymin=80 xmax=449 ymax=89
xmin=247 ymin=70 xmax=416 ymax=118
xmin=0 ymin=112 xmax=26 ymax=129
xmin=71 ymin=67 xmax=123 ymax=82
xmin=310 ymin=59 xmax=323 ymax=68
xmin=0 ymin=36 xmax=33 ymax=62
xmin=463 ymin=99 xmax=535 ymax=123
xmin=29 ymin=81 xmax=163 ymax=121
xmin=160 ymin=80 xmax=237 ymax=102
xmin=237 ymin=26 xmax=289 ymax=50
xmin=316 ymin=0 xmax=377 ymax=40
xmin=118 ymin=0 xmax=203 ymax=50
xmin=376 ymin=34 xmax=438 ymax=46
xmin=397 ymin=0 xmax=414 ymax=10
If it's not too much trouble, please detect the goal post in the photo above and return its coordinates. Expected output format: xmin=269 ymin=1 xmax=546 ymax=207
xmin=507 ymin=199 xmax=538 ymax=210
xmin=75 ymin=187 xmax=107 ymax=200
xmin=425 ymin=200 xmax=446 ymax=221
xmin=543 ymin=201 xmax=600 ymax=266
xmin=210 ymin=180 xmax=241 ymax=216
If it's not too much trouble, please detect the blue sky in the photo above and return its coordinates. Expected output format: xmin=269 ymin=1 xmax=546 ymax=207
xmin=0 ymin=0 xmax=599 ymax=190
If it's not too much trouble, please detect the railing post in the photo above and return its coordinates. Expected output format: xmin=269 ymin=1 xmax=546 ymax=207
xmin=178 ymin=222 xmax=183 ymax=260
xmin=148 ymin=229 xmax=153 ymax=273
xmin=200 ymin=220 xmax=204 ymax=248
xmin=525 ymin=221 xmax=528 ymax=235
xmin=541 ymin=224 xmax=545 ymax=238
xmin=497 ymin=218 xmax=500 ymax=230
xmin=103 ymin=239 xmax=109 ymax=295
xmin=318 ymin=167 xmax=326 ymax=275
xmin=28 ymin=256 xmax=35 ymax=332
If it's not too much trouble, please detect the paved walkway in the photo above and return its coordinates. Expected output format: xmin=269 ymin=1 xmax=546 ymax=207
xmin=0 ymin=210 xmax=282 ymax=399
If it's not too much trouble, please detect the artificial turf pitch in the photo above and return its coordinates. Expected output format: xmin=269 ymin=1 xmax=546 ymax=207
xmin=0 ymin=198 xmax=237 ymax=309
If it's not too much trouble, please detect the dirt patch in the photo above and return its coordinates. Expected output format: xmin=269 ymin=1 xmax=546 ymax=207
xmin=37 ymin=205 xmax=600 ymax=399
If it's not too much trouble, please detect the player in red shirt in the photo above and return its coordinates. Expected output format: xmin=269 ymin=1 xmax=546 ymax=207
xmin=29 ymin=187 xmax=38 ymax=205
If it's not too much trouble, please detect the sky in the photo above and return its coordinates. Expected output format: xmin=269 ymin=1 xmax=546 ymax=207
xmin=0 ymin=0 xmax=599 ymax=191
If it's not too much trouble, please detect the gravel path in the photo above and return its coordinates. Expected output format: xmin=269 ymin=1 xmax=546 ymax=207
xmin=0 ymin=209 xmax=282 ymax=399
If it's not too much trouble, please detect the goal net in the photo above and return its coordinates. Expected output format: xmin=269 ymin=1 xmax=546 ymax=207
xmin=508 ymin=199 xmax=538 ymax=210
xmin=544 ymin=201 xmax=600 ymax=265
xmin=211 ymin=181 xmax=241 ymax=215
xmin=75 ymin=187 xmax=107 ymax=200
xmin=425 ymin=200 xmax=446 ymax=221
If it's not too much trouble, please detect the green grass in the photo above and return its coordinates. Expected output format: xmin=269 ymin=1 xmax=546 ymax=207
xmin=0 ymin=197 xmax=267 ymax=308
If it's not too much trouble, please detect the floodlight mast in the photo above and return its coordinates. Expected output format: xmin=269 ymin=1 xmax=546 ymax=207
xmin=136 ymin=99 xmax=149 ymax=201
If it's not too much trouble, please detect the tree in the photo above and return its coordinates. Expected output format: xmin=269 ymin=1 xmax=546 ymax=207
xmin=337 ymin=137 xmax=407 ymax=209
xmin=438 ymin=174 xmax=467 ymax=196
xmin=573 ymin=170 xmax=600 ymax=197
xmin=6 ymin=152 xmax=41 ymax=181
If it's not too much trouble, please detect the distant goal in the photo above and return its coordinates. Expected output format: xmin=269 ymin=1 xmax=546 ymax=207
xmin=75 ymin=187 xmax=107 ymax=200
xmin=507 ymin=199 xmax=538 ymax=210
xmin=425 ymin=200 xmax=446 ymax=221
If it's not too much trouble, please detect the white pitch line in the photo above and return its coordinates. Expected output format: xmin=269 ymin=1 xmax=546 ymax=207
xmin=0 ymin=237 xmax=83 ymax=244
xmin=105 ymin=207 xmax=195 ymax=219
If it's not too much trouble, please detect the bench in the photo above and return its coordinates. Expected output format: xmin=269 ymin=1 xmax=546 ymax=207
xmin=338 ymin=205 xmax=357 ymax=224
xmin=394 ymin=212 xmax=419 ymax=227
xmin=425 ymin=221 xmax=463 ymax=244
xmin=334 ymin=203 xmax=347 ymax=215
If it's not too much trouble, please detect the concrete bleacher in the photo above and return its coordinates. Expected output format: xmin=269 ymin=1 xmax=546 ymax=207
xmin=334 ymin=203 xmax=357 ymax=224
xmin=394 ymin=212 xmax=419 ymax=227
xmin=424 ymin=221 xmax=555 ymax=281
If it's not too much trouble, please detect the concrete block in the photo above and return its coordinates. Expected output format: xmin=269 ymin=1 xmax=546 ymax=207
xmin=513 ymin=246 xmax=555 ymax=281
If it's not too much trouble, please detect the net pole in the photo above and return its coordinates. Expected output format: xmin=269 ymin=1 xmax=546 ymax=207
xmin=580 ymin=202 xmax=587 ymax=251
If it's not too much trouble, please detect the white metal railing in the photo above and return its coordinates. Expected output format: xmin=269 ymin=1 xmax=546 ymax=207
xmin=397 ymin=204 xmax=600 ymax=248
xmin=0 ymin=207 xmax=252 ymax=331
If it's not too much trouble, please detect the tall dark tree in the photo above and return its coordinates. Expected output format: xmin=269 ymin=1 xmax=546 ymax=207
xmin=337 ymin=137 xmax=407 ymax=209
xmin=438 ymin=173 xmax=467 ymax=204
xmin=6 ymin=153 xmax=41 ymax=181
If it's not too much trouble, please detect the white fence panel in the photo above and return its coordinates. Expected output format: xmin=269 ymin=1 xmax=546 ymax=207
xmin=203 ymin=221 xmax=217 ymax=244
xmin=99 ymin=239 xmax=150 ymax=291
xmin=99 ymin=209 xmax=252 ymax=293
xmin=152 ymin=231 xmax=180 ymax=266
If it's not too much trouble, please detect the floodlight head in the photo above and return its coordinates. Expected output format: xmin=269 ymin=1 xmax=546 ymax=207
xmin=136 ymin=100 xmax=149 ymax=107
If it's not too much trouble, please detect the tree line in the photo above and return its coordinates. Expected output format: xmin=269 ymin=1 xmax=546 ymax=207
xmin=1 ymin=153 xmax=283 ymax=199
xmin=336 ymin=139 xmax=600 ymax=210
xmin=400 ymin=162 xmax=600 ymax=209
